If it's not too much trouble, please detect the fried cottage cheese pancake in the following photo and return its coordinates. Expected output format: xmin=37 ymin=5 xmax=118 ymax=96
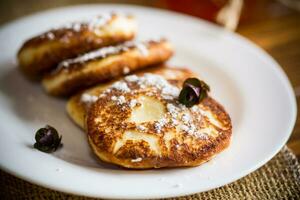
xmin=18 ymin=13 xmax=136 ymax=79
xmin=67 ymin=66 xmax=195 ymax=129
xmin=85 ymin=69 xmax=232 ymax=168
xmin=42 ymin=39 xmax=173 ymax=96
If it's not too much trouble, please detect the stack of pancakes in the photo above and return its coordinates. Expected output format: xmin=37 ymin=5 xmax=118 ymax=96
xmin=18 ymin=13 xmax=232 ymax=169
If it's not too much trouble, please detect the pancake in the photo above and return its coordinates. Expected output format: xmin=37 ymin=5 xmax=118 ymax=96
xmin=18 ymin=13 xmax=136 ymax=79
xmin=67 ymin=66 xmax=195 ymax=129
xmin=42 ymin=39 xmax=173 ymax=96
xmin=84 ymin=68 xmax=232 ymax=168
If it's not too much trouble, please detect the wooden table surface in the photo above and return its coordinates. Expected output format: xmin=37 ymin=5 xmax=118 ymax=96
xmin=1 ymin=0 xmax=299 ymax=158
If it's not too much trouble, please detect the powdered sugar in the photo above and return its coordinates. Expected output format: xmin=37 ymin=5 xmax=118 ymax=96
xmin=125 ymin=74 xmax=139 ymax=82
xmin=124 ymin=73 xmax=180 ymax=101
xmin=42 ymin=14 xmax=113 ymax=41
xmin=136 ymin=43 xmax=149 ymax=56
xmin=57 ymin=41 xmax=152 ymax=69
xmin=111 ymin=81 xmax=131 ymax=92
xmin=72 ymin=23 xmax=81 ymax=32
xmin=118 ymin=96 xmax=126 ymax=104
xmin=182 ymin=113 xmax=192 ymax=124
xmin=180 ymin=123 xmax=196 ymax=135
xmin=165 ymin=102 xmax=205 ymax=138
xmin=129 ymin=99 xmax=138 ymax=108
xmin=80 ymin=93 xmax=98 ymax=103
xmin=123 ymin=66 xmax=130 ymax=74
xmin=111 ymin=95 xmax=126 ymax=105
xmin=111 ymin=96 xmax=117 ymax=101
xmin=131 ymin=157 xmax=142 ymax=162
xmin=58 ymin=45 xmax=124 ymax=68
xmin=137 ymin=125 xmax=146 ymax=131
xmin=191 ymin=105 xmax=200 ymax=112
xmin=180 ymin=124 xmax=190 ymax=133
xmin=161 ymin=85 xmax=180 ymax=100
xmin=80 ymin=73 xmax=207 ymax=140
xmin=139 ymin=73 xmax=170 ymax=89
xmin=154 ymin=118 xmax=168 ymax=133
xmin=171 ymin=118 xmax=179 ymax=125
xmin=88 ymin=14 xmax=112 ymax=33
xmin=46 ymin=32 xmax=55 ymax=40
xmin=63 ymin=22 xmax=82 ymax=32
xmin=167 ymin=103 xmax=178 ymax=118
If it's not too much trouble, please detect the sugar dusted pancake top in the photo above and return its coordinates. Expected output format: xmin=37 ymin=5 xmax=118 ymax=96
xmin=20 ymin=13 xmax=134 ymax=48
xmin=86 ymin=70 xmax=232 ymax=168
xmin=66 ymin=66 xmax=194 ymax=129
xmin=42 ymin=39 xmax=173 ymax=96
xmin=18 ymin=13 xmax=137 ymax=79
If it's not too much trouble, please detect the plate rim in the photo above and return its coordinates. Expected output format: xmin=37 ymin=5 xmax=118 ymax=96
xmin=0 ymin=4 xmax=297 ymax=199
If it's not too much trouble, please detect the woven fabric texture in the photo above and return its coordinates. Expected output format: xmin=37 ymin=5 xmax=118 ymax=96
xmin=1 ymin=146 xmax=299 ymax=200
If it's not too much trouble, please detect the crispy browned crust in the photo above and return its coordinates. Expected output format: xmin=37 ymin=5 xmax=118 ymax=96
xmin=66 ymin=66 xmax=195 ymax=129
xmin=42 ymin=40 xmax=174 ymax=96
xmin=85 ymin=70 xmax=232 ymax=169
xmin=18 ymin=14 xmax=136 ymax=79
xmin=87 ymin=96 xmax=231 ymax=169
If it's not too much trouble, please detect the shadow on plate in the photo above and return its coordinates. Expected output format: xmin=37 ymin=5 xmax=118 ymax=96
xmin=0 ymin=64 xmax=122 ymax=170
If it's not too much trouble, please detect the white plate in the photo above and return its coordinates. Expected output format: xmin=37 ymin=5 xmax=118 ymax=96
xmin=0 ymin=4 xmax=297 ymax=199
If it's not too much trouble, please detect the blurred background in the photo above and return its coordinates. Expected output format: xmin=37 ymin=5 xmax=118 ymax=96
xmin=0 ymin=0 xmax=299 ymax=158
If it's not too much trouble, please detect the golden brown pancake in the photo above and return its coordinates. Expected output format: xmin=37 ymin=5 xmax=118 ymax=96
xmin=67 ymin=66 xmax=194 ymax=129
xmin=18 ymin=13 xmax=136 ymax=79
xmin=42 ymin=39 xmax=173 ymax=96
xmin=84 ymin=68 xmax=232 ymax=168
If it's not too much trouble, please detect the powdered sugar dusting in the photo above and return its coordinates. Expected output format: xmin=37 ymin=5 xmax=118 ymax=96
xmin=80 ymin=93 xmax=98 ymax=103
xmin=46 ymin=32 xmax=55 ymax=40
xmin=137 ymin=125 xmax=146 ymax=131
xmin=41 ymin=14 xmax=113 ymax=41
xmin=80 ymin=73 xmax=208 ymax=139
xmin=57 ymin=41 xmax=153 ymax=69
xmin=88 ymin=14 xmax=112 ymax=34
xmin=124 ymin=73 xmax=180 ymax=101
xmin=123 ymin=66 xmax=130 ymax=74
xmin=191 ymin=105 xmax=200 ymax=112
xmin=125 ymin=74 xmax=139 ymax=82
xmin=131 ymin=157 xmax=142 ymax=162
xmin=182 ymin=113 xmax=191 ymax=124
xmin=111 ymin=95 xmax=126 ymax=105
xmin=167 ymin=103 xmax=178 ymax=118
xmin=58 ymin=45 xmax=125 ymax=68
xmin=111 ymin=81 xmax=131 ymax=92
xmin=161 ymin=86 xmax=180 ymax=100
xmin=129 ymin=99 xmax=138 ymax=108
xmin=154 ymin=118 xmax=168 ymax=133
xmin=136 ymin=43 xmax=149 ymax=56
xmin=165 ymin=101 xmax=206 ymax=138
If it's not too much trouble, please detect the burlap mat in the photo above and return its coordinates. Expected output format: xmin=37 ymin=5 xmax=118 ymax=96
xmin=1 ymin=146 xmax=299 ymax=200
